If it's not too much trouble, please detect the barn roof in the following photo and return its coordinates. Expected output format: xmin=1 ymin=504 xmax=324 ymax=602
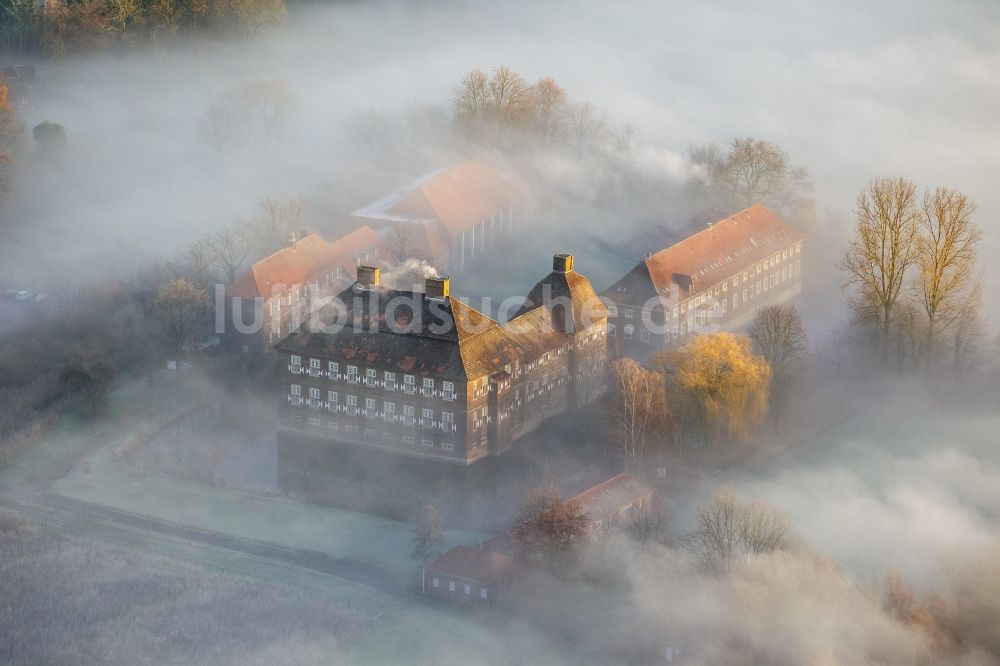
xmin=428 ymin=545 xmax=514 ymax=584
xmin=570 ymin=473 xmax=654 ymax=522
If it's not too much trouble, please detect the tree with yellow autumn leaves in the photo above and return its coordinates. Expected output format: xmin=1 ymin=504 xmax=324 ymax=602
xmin=658 ymin=332 xmax=771 ymax=447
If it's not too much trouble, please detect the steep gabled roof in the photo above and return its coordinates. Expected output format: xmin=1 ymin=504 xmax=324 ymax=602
xmin=511 ymin=263 xmax=609 ymax=334
xmin=643 ymin=204 xmax=803 ymax=298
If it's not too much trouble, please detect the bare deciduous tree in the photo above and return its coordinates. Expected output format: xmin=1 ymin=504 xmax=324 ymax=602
xmin=247 ymin=196 xmax=306 ymax=255
xmin=748 ymin=304 xmax=808 ymax=374
xmin=154 ymin=279 xmax=210 ymax=352
xmin=748 ymin=304 xmax=807 ymax=423
xmin=687 ymin=487 xmax=792 ymax=571
xmin=628 ymin=504 xmax=673 ymax=546
xmin=381 ymin=225 xmax=421 ymax=265
xmin=913 ymin=187 xmax=983 ymax=369
xmin=204 ymin=226 xmax=251 ymax=284
xmin=695 ymin=138 xmax=810 ymax=215
xmin=531 ymin=77 xmax=567 ymax=144
xmin=226 ymin=0 xmax=287 ymax=40
xmin=488 ymin=65 xmax=532 ymax=132
xmin=840 ymin=177 xmax=920 ymax=359
xmin=568 ymin=102 xmax=607 ymax=159
xmin=611 ymin=358 xmax=667 ymax=467
xmin=513 ymin=484 xmax=591 ymax=570
xmin=453 ymin=68 xmax=489 ymax=118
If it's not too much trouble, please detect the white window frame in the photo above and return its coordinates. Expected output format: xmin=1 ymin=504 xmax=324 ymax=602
xmin=290 ymin=384 xmax=301 ymax=395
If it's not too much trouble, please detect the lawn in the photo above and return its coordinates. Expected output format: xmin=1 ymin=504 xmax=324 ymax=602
xmin=3 ymin=370 xmax=483 ymax=584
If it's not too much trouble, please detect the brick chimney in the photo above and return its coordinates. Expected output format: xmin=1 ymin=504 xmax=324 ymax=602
xmin=424 ymin=275 xmax=450 ymax=299
xmin=553 ymin=253 xmax=574 ymax=273
xmin=356 ymin=265 xmax=380 ymax=289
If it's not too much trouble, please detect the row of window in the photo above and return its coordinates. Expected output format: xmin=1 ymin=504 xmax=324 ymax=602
xmin=619 ymin=243 xmax=801 ymax=324
xmin=290 ymin=385 xmax=455 ymax=422
xmin=430 ymin=577 xmax=489 ymax=599
xmin=619 ymin=258 xmax=801 ymax=343
xmin=290 ymin=357 xmax=456 ymax=398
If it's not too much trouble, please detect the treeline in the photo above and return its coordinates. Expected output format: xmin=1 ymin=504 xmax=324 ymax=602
xmin=839 ymin=177 xmax=990 ymax=378
xmin=0 ymin=0 xmax=287 ymax=56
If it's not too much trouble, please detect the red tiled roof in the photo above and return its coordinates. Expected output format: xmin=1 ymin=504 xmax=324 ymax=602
xmin=388 ymin=160 xmax=520 ymax=237
xmin=227 ymin=233 xmax=333 ymax=300
xmin=227 ymin=227 xmax=380 ymax=300
xmin=428 ymin=544 xmax=514 ymax=584
xmin=643 ymin=204 xmax=803 ymax=298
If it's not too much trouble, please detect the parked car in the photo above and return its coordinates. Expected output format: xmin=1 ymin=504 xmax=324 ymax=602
xmin=14 ymin=291 xmax=32 ymax=302
xmin=2 ymin=289 xmax=16 ymax=299
xmin=33 ymin=293 xmax=49 ymax=303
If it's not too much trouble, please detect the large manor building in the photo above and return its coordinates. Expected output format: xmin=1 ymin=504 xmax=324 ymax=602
xmin=275 ymin=254 xmax=608 ymax=465
xmin=603 ymin=204 xmax=804 ymax=360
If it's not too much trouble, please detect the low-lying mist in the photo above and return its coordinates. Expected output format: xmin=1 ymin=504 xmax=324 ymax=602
xmin=1 ymin=0 xmax=999 ymax=664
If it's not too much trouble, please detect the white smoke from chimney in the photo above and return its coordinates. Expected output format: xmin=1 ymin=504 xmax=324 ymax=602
xmin=380 ymin=258 xmax=440 ymax=291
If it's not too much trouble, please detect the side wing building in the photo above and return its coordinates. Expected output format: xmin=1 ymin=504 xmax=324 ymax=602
xmin=602 ymin=204 xmax=804 ymax=360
